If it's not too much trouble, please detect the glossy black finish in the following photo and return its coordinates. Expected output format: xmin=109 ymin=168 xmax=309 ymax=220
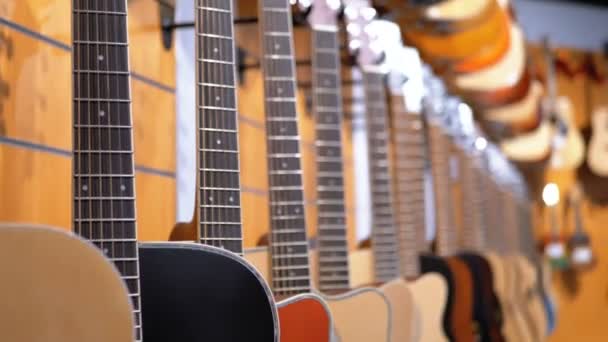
xmin=420 ymin=254 xmax=455 ymax=342
xmin=459 ymin=253 xmax=505 ymax=342
xmin=138 ymin=243 xmax=278 ymax=341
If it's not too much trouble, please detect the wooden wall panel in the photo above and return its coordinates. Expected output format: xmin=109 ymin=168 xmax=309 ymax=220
xmin=0 ymin=0 xmax=177 ymax=241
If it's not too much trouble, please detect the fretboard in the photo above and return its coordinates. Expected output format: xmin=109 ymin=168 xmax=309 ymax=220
xmin=390 ymin=94 xmax=426 ymax=278
xmin=195 ymin=0 xmax=244 ymax=255
xmin=312 ymin=26 xmax=350 ymax=292
xmin=259 ymin=0 xmax=311 ymax=296
xmin=71 ymin=0 xmax=141 ymax=339
xmin=461 ymin=156 xmax=487 ymax=251
xmin=427 ymin=120 xmax=457 ymax=256
xmin=363 ymin=70 xmax=400 ymax=282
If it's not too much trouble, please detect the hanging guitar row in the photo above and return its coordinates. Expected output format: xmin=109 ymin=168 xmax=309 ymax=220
xmin=1 ymin=0 xmax=565 ymax=341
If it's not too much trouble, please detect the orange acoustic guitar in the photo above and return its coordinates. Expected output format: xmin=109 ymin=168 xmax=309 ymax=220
xmin=257 ymin=0 xmax=333 ymax=340
xmin=448 ymin=23 xmax=531 ymax=109
xmin=399 ymin=0 xmax=510 ymax=66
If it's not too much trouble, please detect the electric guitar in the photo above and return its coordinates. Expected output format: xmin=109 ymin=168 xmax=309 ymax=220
xmin=135 ymin=1 xmax=279 ymax=340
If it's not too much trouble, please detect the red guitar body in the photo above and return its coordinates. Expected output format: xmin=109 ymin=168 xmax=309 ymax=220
xmin=277 ymin=293 xmax=332 ymax=342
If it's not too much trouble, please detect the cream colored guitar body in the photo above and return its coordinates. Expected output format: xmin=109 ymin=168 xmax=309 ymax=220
xmin=348 ymin=248 xmax=450 ymax=342
xmin=513 ymin=254 xmax=548 ymax=341
xmin=548 ymin=97 xmax=584 ymax=170
xmin=483 ymin=252 xmax=520 ymax=342
xmin=408 ymin=273 xmax=449 ymax=342
xmin=423 ymin=0 xmax=489 ymax=20
xmin=487 ymin=252 xmax=535 ymax=342
xmin=246 ymin=248 xmax=394 ymax=341
xmin=500 ymin=118 xmax=552 ymax=162
xmin=587 ymin=107 xmax=608 ymax=176
xmin=0 ymin=223 xmax=134 ymax=342
xmin=483 ymin=80 xmax=543 ymax=128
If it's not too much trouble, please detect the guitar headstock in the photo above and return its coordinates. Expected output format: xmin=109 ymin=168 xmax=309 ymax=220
xmin=308 ymin=0 xmax=342 ymax=27
xmin=343 ymin=0 xmax=383 ymax=68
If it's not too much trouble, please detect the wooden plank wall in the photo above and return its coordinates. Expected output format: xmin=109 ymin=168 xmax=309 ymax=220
xmin=0 ymin=0 xmax=357 ymax=250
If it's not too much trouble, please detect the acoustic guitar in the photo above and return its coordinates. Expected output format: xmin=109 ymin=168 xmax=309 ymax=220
xmin=256 ymin=0 xmax=335 ymax=340
xmin=389 ymin=56 xmax=450 ymax=342
xmin=424 ymin=91 xmax=476 ymax=342
xmin=481 ymin=80 xmax=543 ymax=141
xmin=399 ymin=0 xmax=510 ymax=65
xmin=91 ymin=1 xmax=279 ymax=340
xmin=450 ymin=24 xmax=530 ymax=108
xmin=586 ymin=106 xmax=608 ymax=176
xmin=455 ymin=138 xmax=505 ymax=342
xmin=0 ymin=223 xmax=134 ymax=342
xmin=308 ymin=2 xmax=394 ymax=341
xmin=542 ymin=39 xmax=584 ymax=170
xmin=482 ymin=172 xmax=535 ymax=342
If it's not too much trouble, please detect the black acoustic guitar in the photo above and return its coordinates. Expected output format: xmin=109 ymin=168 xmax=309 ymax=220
xmin=71 ymin=1 xmax=278 ymax=340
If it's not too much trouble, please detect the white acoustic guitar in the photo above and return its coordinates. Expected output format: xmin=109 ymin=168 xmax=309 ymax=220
xmin=587 ymin=107 xmax=608 ymax=176
xmin=0 ymin=224 xmax=134 ymax=342
xmin=548 ymin=96 xmax=584 ymax=170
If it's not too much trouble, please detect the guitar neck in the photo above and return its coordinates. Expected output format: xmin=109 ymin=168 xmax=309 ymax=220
xmin=363 ymin=69 xmax=400 ymax=282
xmin=195 ymin=0 xmax=244 ymax=255
xmin=390 ymin=94 xmax=425 ymax=278
xmin=460 ymin=149 xmax=485 ymax=251
xmin=259 ymin=0 xmax=312 ymax=296
xmin=71 ymin=0 xmax=141 ymax=339
xmin=427 ymin=120 xmax=457 ymax=256
xmin=312 ymin=25 xmax=350 ymax=292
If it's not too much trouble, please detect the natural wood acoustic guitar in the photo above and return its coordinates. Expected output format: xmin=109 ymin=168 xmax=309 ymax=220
xmin=481 ymin=80 xmax=543 ymax=140
xmin=73 ymin=1 xmax=279 ymax=341
xmin=424 ymin=94 xmax=476 ymax=342
xmin=586 ymin=106 xmax=608 ymax=176
xmin=455 ymin=143 xmax=506 ymax=342
xmin=541 ymin=40 xmax=585 ymax=170
xmin=245 ymin=3 xmax=394 ymax=341
xmin=0 ymin=224 xmax=134 ymax=342
xmin=388 ymin=53 xmax=450 ymax=342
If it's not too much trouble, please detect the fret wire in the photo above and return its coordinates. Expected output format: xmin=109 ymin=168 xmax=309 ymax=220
xmin=260 ymin=0 xmax=312 ymax=295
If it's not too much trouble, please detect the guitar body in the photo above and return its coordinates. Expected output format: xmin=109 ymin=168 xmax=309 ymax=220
xmin=445 ymin=257 xmax=476 ymax=342
xmin=324 ymin=288 xmax=392 ymax=342
xmin=549 ymin=96 xmax=584 ymax=170
xmin=500 ymin=117 xmax=552 ymax=162
xmin=408 ymin=273 xmax=450 ymax=342
xmin=380 ymin=278 xmax=417 ymax=342
xmin=459 ymin=253 xmax=505 ymax=342
xmin=513 ymin=255 xmax=547 ymax=341
xmin=482 ymin=80 xmax=543 ymax=139
xmin=419 ymin=254 xmax=457 ymax=341
xmin=484 ymin=253 xmax=533 ymax=342
xmin=138 ymin=243 xmax=279 ymax=341
xmin=401 ymin=0 xmax=509 ymax=63
xmin=277 ymin=293 xmax=333 ymax=342
xmin=586 ymin=107 xmax=608 ymax=176
xmin=503 ymin=256 xmax=535 ymax=342
xmin=0 ymin=224 xmax=134 ymax=342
